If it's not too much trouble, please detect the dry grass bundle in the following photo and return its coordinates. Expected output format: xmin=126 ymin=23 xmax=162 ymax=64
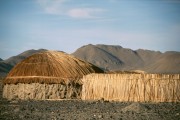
xmin=107 ymin=70 xmax=146 ymax=74
xmin=82 ymin=74 xmax=180 ymax=102
xmin=4 ymin=51 xmax=103 ymax=84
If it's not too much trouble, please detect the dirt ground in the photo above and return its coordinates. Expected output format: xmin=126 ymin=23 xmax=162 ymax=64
xmin=0 ymin=80 xmax=180 ymax=120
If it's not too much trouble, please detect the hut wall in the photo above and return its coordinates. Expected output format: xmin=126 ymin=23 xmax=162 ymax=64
xmin=82 ymin=74 xmax=180 ymax=102
xmin=3 ymin=83 xmax=82 ymax=100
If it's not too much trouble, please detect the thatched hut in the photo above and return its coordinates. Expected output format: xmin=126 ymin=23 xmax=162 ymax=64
xmin=3 ymin=51 xmax=104 ymax=100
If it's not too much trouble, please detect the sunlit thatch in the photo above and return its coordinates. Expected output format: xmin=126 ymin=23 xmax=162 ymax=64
xmin=82 ymin=74 xmax=180 ymax=102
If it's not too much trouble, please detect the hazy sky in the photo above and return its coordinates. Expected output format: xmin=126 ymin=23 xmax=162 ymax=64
xmin=0 ymin=0 xmax=180 ymax=59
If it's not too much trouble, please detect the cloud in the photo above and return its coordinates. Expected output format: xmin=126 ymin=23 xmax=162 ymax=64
xmin=37 ymin=0 xmax=105 ymax=19
xmin=37 ymin=0 xmax=66 ymax=15
xmin=67 ymin=8 xmax=105 ymax=19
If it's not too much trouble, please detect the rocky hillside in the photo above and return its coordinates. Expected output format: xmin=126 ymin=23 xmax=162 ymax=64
xmin=72 ymin=44 xmax=180 ymax=73
xmin=0 ymin=62 xmax=13 ymax=77
xmin=3 ymin=49 xmax=47 ymax=66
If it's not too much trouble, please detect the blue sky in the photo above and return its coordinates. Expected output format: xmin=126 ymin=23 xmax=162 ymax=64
xmin=0 ymin=0 xmax=180 ymax=59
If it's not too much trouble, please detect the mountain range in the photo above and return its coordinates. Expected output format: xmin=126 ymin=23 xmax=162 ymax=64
xmin=0 ymin=44 xmax=180 ymax=77
xmin=72 ymin=44 xmax=180 ymax=73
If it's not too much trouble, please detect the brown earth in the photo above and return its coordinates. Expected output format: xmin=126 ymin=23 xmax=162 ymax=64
xmin=0 ymin=79 xmax=180 ymax=120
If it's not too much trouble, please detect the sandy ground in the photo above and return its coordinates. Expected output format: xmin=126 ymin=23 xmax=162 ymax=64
xmin=0 ymin=80 xmax=180 ymax=120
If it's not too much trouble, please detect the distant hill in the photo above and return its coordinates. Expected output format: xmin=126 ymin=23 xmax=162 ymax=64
xmin=143 ymin=51 xmax=180 ymax=73
xmin=71 ymin=44 xmax=124 ymax=70
xmin=0 ymin=62 xmax=13 ymax=77
xmin=0 ymin=58 xmax=3 ymax=61
xmin=0 ymin=49 xmax=47 ymax=77
xmin=72 ymin=44 xmax=180 ymax=73
xmin=3 ymin=49 xmax=47 ymax=66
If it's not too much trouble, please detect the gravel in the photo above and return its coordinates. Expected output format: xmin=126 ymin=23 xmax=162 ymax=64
xmin=0 ymin=99 xmax=180 ymax=120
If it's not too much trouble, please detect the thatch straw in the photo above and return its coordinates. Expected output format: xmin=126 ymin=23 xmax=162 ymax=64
xmin=107 ymin=70 xmax=146 ymax=74
xmin=4 ymin=51 xmax=104 ymax=84
xmin=82 ymin=74 xmax=180 ymax=102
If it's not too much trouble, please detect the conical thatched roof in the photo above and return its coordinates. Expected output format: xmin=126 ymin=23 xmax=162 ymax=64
xmin=4 ymin=51 xmax=104 ymax=84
